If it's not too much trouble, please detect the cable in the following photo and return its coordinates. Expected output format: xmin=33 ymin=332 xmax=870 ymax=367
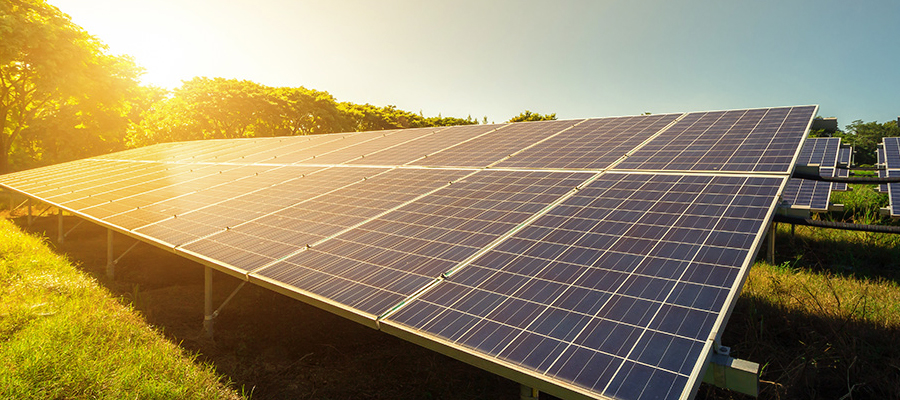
xmin=773 ymin=214 xmax=900 ymax=234
xmin=791 ymin=170 xmax=900 ymax=183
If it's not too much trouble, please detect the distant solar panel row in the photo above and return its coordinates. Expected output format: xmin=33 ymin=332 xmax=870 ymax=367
xmin=0 ymin=105 xmax=817 ymax=400
xmin=781 ymin=137 xmax=848 ymax=212
xmin=881 ymin=138 xmax=900 ymax=217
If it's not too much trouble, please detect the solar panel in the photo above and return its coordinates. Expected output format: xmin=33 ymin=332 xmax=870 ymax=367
xmin=256 ymin=170 xmax=591 ymax=319
xmin=887 ymin=170 xmax=900 ymax=218
xmin=410 ymin=119 xmax=584 ymax=168
xmin=495 ymin=114 xmax=680 ymax=170
xmin=181 ymin=168 xmax=472 ymax=272
xmin=383 ymin=173 xmax=784 ymax=399
xmin=780 ymin=138 xmax=844 ymax=211
xmin=793 ymin=137 xmax=840 ymax=168
xmin=0 ymin=105 xmax=818 ymax=400
xmin=133 ymin=167 xmax=385 ymax=247
xmin=615 ymin=106 xmax=815 ymax=173
xmin=347 ymin=124 xmax=502 ymax=166
xmin=884 ymin=137 xmax=900 ymax=169
xmin=837 ymin=146 xmax=852 ymax=167
xmin=781 ymin=177 xmax=832 ymax=212
xmin=832 ymin=167 xmax=850 ymax=192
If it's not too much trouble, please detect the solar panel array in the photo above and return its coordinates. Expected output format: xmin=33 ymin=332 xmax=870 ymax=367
xmin=0 ymin=106 xmax=817 ymax=400
xmin=781 ymin=137 xmax=848 ymax=212
xmin=880 ymin=137 xmax=900 ymax=217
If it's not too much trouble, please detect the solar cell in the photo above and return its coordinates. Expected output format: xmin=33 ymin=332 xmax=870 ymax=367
xmin=495 ymin=114 xmax=681 ymax=170
xmin=256 ymin=170 xmax=590 ymax=319
xmin=410 ymin=119 xmax=584 ymax=168
xmin=383 ymin=172 xmax=784 ymax=400
xmin=615 ymin=106 xmax=815 ymax=172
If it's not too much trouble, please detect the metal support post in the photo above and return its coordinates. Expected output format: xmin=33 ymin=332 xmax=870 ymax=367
xmin=204 ymin=266 xmax=214 ymax=338
xmin=519 ymin=384 xmax=539 ymax=400
xmin=57 ymin=209 xmax=64 ymax=244
xmin=767 ymin=222 xmax=775 ymax=264
xmin=27 ymin=199 xmax=32 ymax=227
xmin=106 ymin=229 xmax=115 ymax=279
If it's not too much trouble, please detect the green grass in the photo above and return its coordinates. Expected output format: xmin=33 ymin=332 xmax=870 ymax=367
xmin=0 ymin=218 xmax=246 ymax=400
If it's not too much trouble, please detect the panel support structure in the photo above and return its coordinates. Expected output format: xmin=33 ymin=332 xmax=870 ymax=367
xmin=702 ymin=348 xmax=760 ymax=397
xmin=106 ymin=229 xmax=115 ymax=279
xmin=767 ymin=222 xmax=776 ymax=264
xmin=26 ymin=199 xmax=32 ymax=227
xmin=57 ymin=209 xmax=64 ymax=244
xmin=204 ymin=266 xmax=214 ymax=338
xmin=203 ymin=266 xmax=246 ymax=339
xmin=519 ymin=385 xmax=539 ymax=400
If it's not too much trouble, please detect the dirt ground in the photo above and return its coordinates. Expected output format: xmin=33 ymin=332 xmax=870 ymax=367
xmin=17 ymin=214 xmax=523 ymax=400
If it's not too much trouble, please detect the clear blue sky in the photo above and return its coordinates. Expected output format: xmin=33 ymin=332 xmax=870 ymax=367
xmin=52 ymin=0 xmax=900 ymax=126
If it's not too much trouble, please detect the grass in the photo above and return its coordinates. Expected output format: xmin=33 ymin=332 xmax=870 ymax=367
xmin=0 ymin=218 xmax=246 ymax=400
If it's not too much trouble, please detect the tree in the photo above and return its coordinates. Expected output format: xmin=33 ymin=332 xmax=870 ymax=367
xmin=836 ymin=119 xmax=900 ymax=165
xmin=0 ymin=0 xmax=142 ymax=172
xmin=272 ymin=86 xmax=349 ymax=135
xmin=508 ymin=110 xmax=557 ymax=123
xmin=130 ymin=77 xmax=281 ymax=145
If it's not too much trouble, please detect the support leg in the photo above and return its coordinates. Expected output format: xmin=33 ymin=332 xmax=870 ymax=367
xmin=204 ymin=266 xmax=214 ymax=338
xmin=57 ymin=209 xmax=64 ymax=244
xmin=27 ymin=199 xmax=32 ymax=227
xmin=519 ymin=384 xmax=539 ymax=400
xmin=767 ymin=222 xmax=776 ymax=265
xmin=106 ymin=229 xmax=115 ymax=279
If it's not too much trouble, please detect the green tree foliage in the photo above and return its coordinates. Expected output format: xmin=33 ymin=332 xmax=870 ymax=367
xmin=0 ymin=0 xmax=142 ymax=172
xmin=130 ymin=80 xmax=477 ymax=146
xmin=508 ymin=110 xmax=557 ymax=122
xmin=835 ymin=119 xmax=900 ymax=165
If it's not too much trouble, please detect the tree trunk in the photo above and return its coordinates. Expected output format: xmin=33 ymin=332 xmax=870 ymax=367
xmin=0 ymin=135 xmax=9 ymax=174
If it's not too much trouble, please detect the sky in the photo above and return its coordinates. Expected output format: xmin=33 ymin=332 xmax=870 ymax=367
xmin=50 ymin=0 xmax=900 ymax=126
